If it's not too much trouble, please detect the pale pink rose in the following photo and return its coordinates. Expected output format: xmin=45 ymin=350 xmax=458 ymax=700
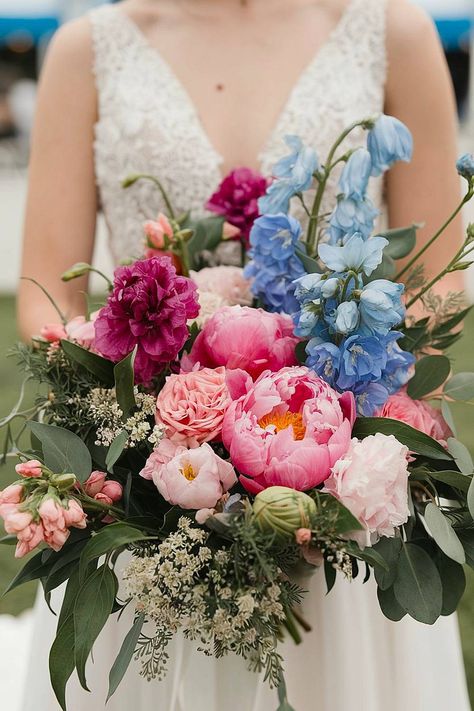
xmin=144 ymin=213 xmax=174 ymax=250
xmin=140 ymin=439 xmax=188 ymax=480
xmin=62 ymin=499 xmax=87 ymax=529
xmin=65 ymin=314 xmax=97 ymax=349
xmin=0 ymin=484 xmax=24 ymax=505
xmin=155 ymin=367 xmax=231 ymax=446
xmin=148 ymin=443 xmax=237 ymax=510
xmin=222 ymin=366 xmax=355 ymax=494
xmin=40 ymin=323 xmax=67 ymax=342
xmin=15 ymin=460 xmax=43 ymax=478
xmin=324 ymin=433 xmax=410 ymax=539
xmin=184 ymin=305 xmax=299 ymax=380
xmin=190 ymin=267 xmax=253 ymax=307
xmin=377 ymin=390 xmax=451 ymax=446
xmin=101 ymin=480 xmax=123 ymax=503
xmin=295 ymin=528 xmax=312 ymax=545
xmin=84 ymin=471 xmax=107 ymax=497
xmin=16 ymin=523 xmax=45 ymax=559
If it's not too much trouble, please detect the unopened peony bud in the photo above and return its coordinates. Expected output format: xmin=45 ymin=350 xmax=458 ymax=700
xmin=253 ymin=486 xmax=316 ymax=539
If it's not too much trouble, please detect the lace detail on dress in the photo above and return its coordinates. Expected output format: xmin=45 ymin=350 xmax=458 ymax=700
xmin=89 ymin=0 xmax=387 ymax=264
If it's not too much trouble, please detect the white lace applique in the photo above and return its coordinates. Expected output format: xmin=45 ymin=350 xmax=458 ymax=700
xmin=90 ymin=0 xmax=387 ymax=264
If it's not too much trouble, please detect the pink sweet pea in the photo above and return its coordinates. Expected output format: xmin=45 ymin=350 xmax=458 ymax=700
xmin=222 ymin=366 xmax=355 ymax=494
xmin=15 ymin=460 xmax=43 ymax=478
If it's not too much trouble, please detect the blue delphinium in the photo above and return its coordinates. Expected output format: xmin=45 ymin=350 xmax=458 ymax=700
xmin=244 ymin=213 xmax=306 ymax=313
xmin=339 ymin=149 xmax=373 ymax=200
xmin=259 ymin=135 xmax=319 ymax=215
xmin=367 ymin=115 xmax=413 ymax=177
xmin=359 ymin=280 xmax=405 ymax=335
xmin=380 ymin=332 xmax=416 ymax=394
xmin=456 ymin=153 xmax=474 ymax=181
xmin=319 ymin=233 xmax=388 ymax=277
xmin=329 ymin=196 xmax=379 ymax=244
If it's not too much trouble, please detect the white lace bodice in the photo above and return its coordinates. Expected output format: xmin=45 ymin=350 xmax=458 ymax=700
xmin=90 ymin=0 xmax=388 ymax=263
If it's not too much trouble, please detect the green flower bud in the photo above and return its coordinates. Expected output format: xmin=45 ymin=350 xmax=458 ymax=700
xmin=253 ymin=486 xmax=316 ymax=539
xmin=61 ymin=262 xmax=92 ymax=282
xmin=50 ymin=473 xmax=77 ymax=492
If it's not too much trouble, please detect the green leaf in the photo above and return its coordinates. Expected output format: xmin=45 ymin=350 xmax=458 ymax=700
xmin=74 ymin=565 xmax=118 ymax=690
xmin=367 ymin=252 xmax=396 ymax=281
xmin=432 ymin=307 xmax=472 ymax=337
xmin=107 ymin=613 xmax=145 ymax=701
xmin=377 ymin=585 xmax=407 ymax=622
xmin=428 ymin=470 xmax=472 ymax=493
xmin=436 ymin=552 xmax=466 ymax=616
xmin=106 ymin=430 xmax=129 ymax=471
xmin=3 ymin=550 xmax=47 ymax=595
xmin=324 ymin=560 xmax=336 ymax=594
xmin=443 ymin=372 xmax=474 ymax=401
xmin=378 ymin=224 xmax=418 ymax=260
xmin=294 ymin=248 xmax=323 ymax=274
xmin=114 ymin=348 xmax=137 ymax=420
xmin=424 ymin=503 xmax=466 ymax=564
xmin=373 ymin=537 xmax=402 ymax=591
xmin=277 ymin=676 xmax=296 ymax=711
xmin=406 ymin=355 xmax=451 ymax=399
xmin=0 ymin=535 xmax=17 ymax=546
xmin=353 ymin=417 xmax=453 ymax=461
xmin=393 ymin=543 xmax=443 ymax=624
xmin=457 ymin=529 xmax=474 ymax=569
xmin=28 ymin=422 xmax=92 ymax=482
xmin=441 ymin=400 xmax=457 ymax=437
xmin=295 ymin=340 xmax=308 ymax=365
xmin=49 ymin=614 xmax=76 ymax=711
xmin=468 ymin=476 xmax=474 ymax=520
xmin=187 ymin=216 xmax=225 ymax=268
xmin=447 ymin=438 xmax=474 ymax=475
xmin=61 ymin=339 xmax=115 ymax=387
xmin=58 ymin=568 xmax=83 ymax=629
xmin=345 ymin=542 xmax=389 ymax=573
xmin=79 ymin=523 xmax=154 ymax=580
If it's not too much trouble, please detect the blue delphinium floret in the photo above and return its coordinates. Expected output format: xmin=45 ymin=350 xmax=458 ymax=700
xmin=380 ymin=331 xmax=416 ymax=394
xmin=456 ymin=153 xmax=474 ymax=181
xmin=328 ymin=196 xmax=379 ymax=244
xmin=319 ymin=233 xmax=388 ymax=277
xmin=258 ymin=135 xmax=319 ymax=215
xmin=244 ymin=213 xmax=306 ymax=314
xmin=339 ymin=148 xmax=373 ymax=201
xmin=334 ymin=301 xmax=360 ymax=335
xmin=367 ymin=115 xmax=413 ymax=177
xmin=359 ymin=280 xmax=405 ymax=335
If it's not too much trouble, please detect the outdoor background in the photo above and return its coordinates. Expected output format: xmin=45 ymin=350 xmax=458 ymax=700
xmin=0 ymin=0 xmax=473 ymax=705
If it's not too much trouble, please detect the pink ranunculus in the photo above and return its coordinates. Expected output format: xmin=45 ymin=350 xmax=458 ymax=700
xmin=376 ymin=390 xmax=452 ymax=446
xmin=65 ymin=314 xmax=97 ymax=349
xmin=140 ymin=439 xmax=188 ymax=480
xmin=148 ymin=442 xmax=237 ymax=510
xmin=0 ymin=484 xmax=24 ymax=505
xmin=190 ymin=267 xmax=253 ymax=307
xmin=144 ymin=213 xmax=174 ymax=250
xmin=155 ymin=367 xmax=231 ymax=446
xmin=101 ymin=480 xmax=123 ymax=503
xmin=15 ymin=522 xmax=44 ymax=559
xmin=94 ymin=256 xmax=199 ymax=384
xmin=324 ymin=433 xmax=410 ymax=539
xmin=62 ymin=499 xmax=87 ymax=529
xmin=222 ymin=366 xmax=355 ymax=494
xmin=15 ymin=460 xmax=43 ymax=478
xmin=38 ymin=498 xmax=70 ymax=552
xmin=84 ymin=471 xmax=107 ymax=497
xmin=40 ymin=323 xmax=67 ymax=343
xmin=184 ymin=305 xmax=299 ymax=380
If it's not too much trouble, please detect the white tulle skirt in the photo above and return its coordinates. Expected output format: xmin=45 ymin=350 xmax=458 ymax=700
xmin=20 ymin=567 xmax=471 ymax=711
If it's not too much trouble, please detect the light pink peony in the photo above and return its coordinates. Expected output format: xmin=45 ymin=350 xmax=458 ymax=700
xmin=15 ymin=460 xmax=43 ymax=478
xmin=324 ymin=433 xmax=410 ymax=538
xmin=377 ymin=390 xmax=451 ymax=446
xmin=190 ymin=267 xmax=253 ymax=307
xmin=222 ymin=366 xmax=355 ymax=494
xmin=140 ymin=439 xmax=188 ymax=480
xmin=155 ymin=367 xmax=231 ymax=446
xmin=184 ymin=305 xmax=299 ymax=380
xmin=144 ymin=443 xmax=236 ymax=509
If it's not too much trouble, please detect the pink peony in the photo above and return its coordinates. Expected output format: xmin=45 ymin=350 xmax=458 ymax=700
xmin=222 ymin=366 xmax=355 ymax=494
xmin=15 ymin=460 xmax=43 ymax=479
xmin=144 ymin=213 xmax=174 ymax=250
xmin=376 ymin=390 xmax=452 ymax=445
xmin=206 ymin=168 xmax=268 ymax=245
xmin=145 ymin=442 xmax=237 ymax=509
xmin=94 ymin=256 xmax=199 ymax=384
xmin=184 ymin=305 xmax=299 ymax=380
xmin=324 ymin=433 xmax=410 ymax=538
xmin=190 ymin=267 xmax=253 ymax=307
xmin=155 ymin=367 xmax=231 ymax=446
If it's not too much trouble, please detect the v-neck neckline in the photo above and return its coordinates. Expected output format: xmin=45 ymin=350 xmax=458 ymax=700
xmin=111 ymin=1 xmax=359 ymax=178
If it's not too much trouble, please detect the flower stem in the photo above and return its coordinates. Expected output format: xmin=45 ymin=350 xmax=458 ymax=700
xmin=20 ymin=277 xmax=67 ymax=324
xmin=77 ymin=493 xmax=124 ymax=519
xmin=123 ymin=174 xmax=176 ymax=219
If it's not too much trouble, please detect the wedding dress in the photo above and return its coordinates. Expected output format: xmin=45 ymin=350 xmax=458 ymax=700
xmin=20 ymin=2 xmax=471 ymax=710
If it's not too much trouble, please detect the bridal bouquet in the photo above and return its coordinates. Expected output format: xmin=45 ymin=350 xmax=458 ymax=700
xmin=2 ymin=115 xmax=474 ymax=711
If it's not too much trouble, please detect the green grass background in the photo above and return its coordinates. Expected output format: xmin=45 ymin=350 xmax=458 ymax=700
xmin=0 ymin=295 xmax=472 ymax=701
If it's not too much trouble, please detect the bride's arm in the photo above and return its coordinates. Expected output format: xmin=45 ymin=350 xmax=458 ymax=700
xmin=17 ymin=18 xmax=97 ymax=339
xmin=385 ymin=0 xmax=464 ymax=291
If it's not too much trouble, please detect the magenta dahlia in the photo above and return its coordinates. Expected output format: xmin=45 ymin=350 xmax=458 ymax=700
xmin=206 ymin=168 xmax=268 ymax=246
xmin=94 ymin=256 xmax=199 ymax=384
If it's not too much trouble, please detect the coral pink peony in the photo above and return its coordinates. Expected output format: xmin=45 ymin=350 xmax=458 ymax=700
xmin=376 ymin=390 xmax=451 ymax=445
xmin=147 ymin=442 xmax=237 ymax=510
xmin=15 ymin=460 xmax=43 ymax=479
xmin=222 ymin=366 xmax=355 ymax=494
xmin=185 ymin=305 xmax=299 ymax=380
xmin=190 ymin=267 xmax=253 ymax=307
xmin=94 ymin=256 xmax=199 ymax=384
xmin=324 ymin=433 xmax=410 ymax=538
xmin=155 ymin=367 xmax=231 ymax=446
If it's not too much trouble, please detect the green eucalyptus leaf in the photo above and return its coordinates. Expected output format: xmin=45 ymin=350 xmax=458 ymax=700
xmin=441 ymin=400 xmax=457 ymax=437
xmin=428 ymin=470 xmax=472 ymax=493
xmin=114 ymin=348 xmax=137 ymax=420
xmin=378 ymin=224 xmax=418 ymax=260
xmin=187 ymin=216 xmax=225 ymax=268
xmin=28 ymin=421 xmax=92 ymax=482
xmin=424 ymin=503 xmax=465 ymax=564
xmin=373 ymin=537 xmax=402 ymax=591
xmin=377 ymin=585 xmax=407 ymax=622
xmin=406 ymin=355 xmax=451 ymax=400
xmin=107 ymin=613 xmax=145 ymax=701
xmin=61 ymin=339 xmax=115 ymax=387
xmin=457 ymin=530 xmax=474 ymax=569
xmin=106 ymin=430 xmax=129 ymax=471
xmin=345 ymin=543 xmax=389 ymax=573
xmin=353 ymin=418 xmax=452 ymax=461
xmin=468 ymin=476 xmax=474 ymax=520
xmin=435 ymin=552 xmax=466 ymax=616
xmin=393 ymin=543 xmax=443 ymax=624
xmin=443 ymin=372 xmax=474 ymax=401
xmin=49 ymin=614 xmax=76 ymax=711
xmin=447 ymin=438 xmax=474 ymax=475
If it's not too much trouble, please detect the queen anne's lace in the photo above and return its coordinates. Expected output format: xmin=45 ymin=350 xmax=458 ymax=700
xmin=90 ymin=0 xmax=387 ymax=263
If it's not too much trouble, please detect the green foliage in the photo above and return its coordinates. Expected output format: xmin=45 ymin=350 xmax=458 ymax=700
xmin=424 ymin=503 xmax=465 ymax=564
xmin=79 ymin=523 xmax=154 ymax=580
xmin=61 ymin=340 xmax=115 ymax=387
xmin=379 ymin=224 xmax=418 ymax=260
xmin=108 ymin=614 xmax=145 ymax=701
xmin=393 ymin=543 xmax=443 ymax=624
xmin=294 ymin=248 xmax=322 ymax=274
xmin=28 ymin=421 xmax=92 ymax=482
xmin=49 ymin=614 xmax=76 ymax=711
xmin=406 ymin=355 xmax=451 ymax=399
xmin=353 ymin=417 xmax=453 ymax=460
xmin=106 ymin=430 xmax=129 ymax=470
xmin=186 ymin=215 xmax=225 ymax=270
xmin=444 ymin=372 xmax=474 ymax=402
xmin=114 ymin=348 xmax=137 ymax=420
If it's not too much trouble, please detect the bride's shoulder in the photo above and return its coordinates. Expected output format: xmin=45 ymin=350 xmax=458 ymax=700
xmin=43 ymin=16 xmax=94 ymax=74
xmin=386 ymin=0 xmax=438 ymax=54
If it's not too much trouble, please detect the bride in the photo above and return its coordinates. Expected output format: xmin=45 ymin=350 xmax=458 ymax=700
xmin=17 ymin=0 xmax=471 ymax=709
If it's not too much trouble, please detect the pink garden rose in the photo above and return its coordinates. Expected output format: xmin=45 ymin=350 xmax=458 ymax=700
xmin=324 ymin=433 xmax=410 ymax=539
xmin=222 ymin=366 xmax=355 ymax=494
xmin=377 ymin=390 xmax=451 ymax=445
xmin=155 ymin=367 xmax=231 ymax=446
xmin=83 ymin=471 xmax=107 ymax=497
xmin=101 ymin=480 xmax=123 ymax=503
xmin=144 ymin=442 xmax=237 ymax=510
xmin=83 ymin=471 xmax=123 ymax=505
xmin=94 ymin=256 xmax=199 ymax=384
xmin=185 ymin=305 xmax=299 ymax=380
xmin=15 ymin=460 xmax=43 ymax=479
xmin=190 ymin=267 xmax=253 ymax=307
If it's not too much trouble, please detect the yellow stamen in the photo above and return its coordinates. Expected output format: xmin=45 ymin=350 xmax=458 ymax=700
xmin=181 ymin=463 xmax=197 ymax=481
xmin=258 ymin=411 xmax=306 ymax=440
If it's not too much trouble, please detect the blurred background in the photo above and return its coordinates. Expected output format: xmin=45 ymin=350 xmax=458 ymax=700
xmin=0 ymin=0 xmax=473 ymax=708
